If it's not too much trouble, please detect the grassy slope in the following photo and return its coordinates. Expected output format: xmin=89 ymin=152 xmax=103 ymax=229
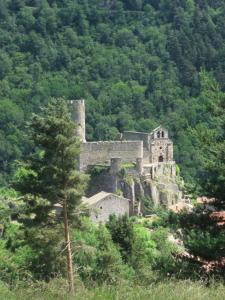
xmin=1 ymin=280 xmax=225 ymax=300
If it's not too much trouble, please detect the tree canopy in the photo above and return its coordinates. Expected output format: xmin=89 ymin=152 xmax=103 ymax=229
xmin=0 ymin=0 xmax=224 ymax=192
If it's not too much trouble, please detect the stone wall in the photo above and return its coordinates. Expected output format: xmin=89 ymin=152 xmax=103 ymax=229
xmin=150 ymin=140 xmax=173 ymax=163
xmin=85 ymin=162 xmax=182 ymax=215
xmin=89 ymin=194 xmax=130 ymax=223
xmin=122 ymin=131 xmax=150 ymax=149
xmin=79 ymin=141 xmax=143 ymax=170
xmin=143 ymin=161 xmax=176 ymax=179
xmin=151 ymin=127 xmax=169 ymax=139
xmin=87 ymin=172 xmax=117 ymax=197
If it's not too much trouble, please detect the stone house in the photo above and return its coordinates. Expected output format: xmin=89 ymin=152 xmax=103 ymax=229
xmin=83 ymin=191 xmax=130 ymax=223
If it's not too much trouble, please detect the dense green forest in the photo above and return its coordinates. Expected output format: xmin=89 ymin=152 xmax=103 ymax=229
xmin=0 ymin=98 xmax=223 ymax=298
xmin=0 ymin=1 xmax=225 ymax=297
xmin=0 ymin=0 xmax=224 ymax=190
xmin=0 ymin=90 xmax=224 ymax=297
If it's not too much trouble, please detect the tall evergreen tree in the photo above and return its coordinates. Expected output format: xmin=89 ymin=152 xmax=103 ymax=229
xmin=13 ymin=98 xmax=88 ymax=292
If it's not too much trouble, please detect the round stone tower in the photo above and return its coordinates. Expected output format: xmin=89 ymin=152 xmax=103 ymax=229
xmin=70 ymin=99 xmax=86 ymax=142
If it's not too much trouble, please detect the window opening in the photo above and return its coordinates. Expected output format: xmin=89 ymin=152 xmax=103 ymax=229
xmin=158 ymin=155 xmax=164 ymax=162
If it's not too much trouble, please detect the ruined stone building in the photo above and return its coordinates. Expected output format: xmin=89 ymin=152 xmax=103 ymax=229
xmin=70 ymin=100 xmax=185 ymax=219
xmin=70 ymin=99 xmax=175 ymax=175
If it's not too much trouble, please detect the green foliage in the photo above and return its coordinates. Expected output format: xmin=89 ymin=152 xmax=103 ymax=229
xmin=175 ymin=208 xmax=225 ymax=262
xmin=183 ymin=229 xmax=225 ymax=261
xmin=150 ymin=208 xmax=177 ymax=229
xmin=190 ymin=125 xmax=225 ymax=203
xmin=176 ymin=164 xmax=180 ymax=176
xmin=151 ymin=227 xmax=179 ymax=275
xmin=0 ymin=0 xmax=224 ymax=190
xmin=152 ymin=206 xmax=225 ymax=278
xmin=142 ymin=197 xmax=154 ymax=215
xmin=121 ymin=163 xmax=135 ymax=170
xmin=11 ymin=98 xmax=88 ymax=281
xmin=73 ymin=218 xmax=133 ymax=284
xmin=1 ymin=279 xmax=225 ymax=300
xmin=0 ymin=187 xmax=18 ymax=199
xmin=0 ymin=0 xmax=225 ymax=289
xmin=106 ymin=215 xmax=134 ymax=263
xmin=106 ymin=214 xmax=177 ymax=279
xmin=93 ymin=225 xmax=128 ymax=284
xmin=13 ymin=98 xmax=88 ymax=224
xmin=130 ymin=224 xmax=156 ymax=269
xmin=22 ymin=226 xmax=66 ymax=280
xmin=88 ymin=165 xmax=109 ymax=177
xmin=0 ymin=220 xmax=34 ymax=285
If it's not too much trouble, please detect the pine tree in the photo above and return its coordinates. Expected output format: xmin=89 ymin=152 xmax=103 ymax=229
xmin=13 ymin=98 xmax=88 ymax=292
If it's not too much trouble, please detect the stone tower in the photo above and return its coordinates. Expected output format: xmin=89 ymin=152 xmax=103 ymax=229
xmin=70 ymin=99 xmax=86 ymax=142
xmin=149 ymin=126 xmax=173 ymax=163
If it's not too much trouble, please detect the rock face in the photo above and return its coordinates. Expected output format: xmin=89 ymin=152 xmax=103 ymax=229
xmin=87 ymin=162 xmax=183 ymax=216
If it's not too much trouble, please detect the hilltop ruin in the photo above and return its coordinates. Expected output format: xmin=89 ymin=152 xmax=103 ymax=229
xmin=70 ymin=100 xmax=186 ymax=218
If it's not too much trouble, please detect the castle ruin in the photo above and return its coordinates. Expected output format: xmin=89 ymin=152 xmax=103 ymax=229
xmin=70 ymin=100 xmax=184 ymax=215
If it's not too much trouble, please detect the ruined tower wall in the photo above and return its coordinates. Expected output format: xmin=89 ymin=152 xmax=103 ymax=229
xmin=79 ymin=141 xmax=143 ymax=170
xmin=122 ymin=131 xmax=150 ymax=149
xmin=167 ymin=143 xmax=173 ymax=161
xmin=150 ymin=140 xmax=173 ymax=163
xmin=70 ymin=99 xmax=86 ymax=142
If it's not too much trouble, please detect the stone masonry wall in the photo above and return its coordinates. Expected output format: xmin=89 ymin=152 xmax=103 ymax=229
xmin=79 ymin=141 xmax=143 ymax=170
xmin=89 ymin=194 xmax=130 ymax=223
xmin=122 ymin=131 xmax=150 ymax=149
xmin=150 ymin=140 xmax=173 ymax=163
xmin=70 ymin=99 xmax=86 ymax=142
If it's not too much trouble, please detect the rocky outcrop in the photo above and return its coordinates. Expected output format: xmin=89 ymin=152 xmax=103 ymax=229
xmin=86 ymin=163 xmax=184 ymax=216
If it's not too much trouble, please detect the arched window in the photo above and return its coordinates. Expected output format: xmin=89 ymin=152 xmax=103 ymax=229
xmin=157 ymin=131 xmax=160 ymax=138
xmin=158 ymin=155 xmax=164 ymax=162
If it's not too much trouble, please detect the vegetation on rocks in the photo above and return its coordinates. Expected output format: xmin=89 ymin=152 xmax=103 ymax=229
xmin=0 ymin=0 xmax=225 ymax=298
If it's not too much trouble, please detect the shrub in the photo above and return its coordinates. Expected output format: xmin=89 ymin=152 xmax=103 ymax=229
xmin=106 ymin=214 xmax=134 ymax=263
xmin=73 ymin=218 xmax=132 ymax=284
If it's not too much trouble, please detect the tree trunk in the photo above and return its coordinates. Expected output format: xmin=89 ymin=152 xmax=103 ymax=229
xmin=63 ymin=199 xmax=74 ymax=293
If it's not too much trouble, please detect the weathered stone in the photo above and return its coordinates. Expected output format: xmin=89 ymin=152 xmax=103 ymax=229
xmin=69 ymin=99 xmax=86 ymax=142
xmin=71 ymin=100 xmax=184 ymax=215
xmin=79 ymin=141 xmax=143 ymax=171
xmin=136 ymin=157 xmax=143 ymax=173
xmin=83 ymin=192 xmax=130 ymax=223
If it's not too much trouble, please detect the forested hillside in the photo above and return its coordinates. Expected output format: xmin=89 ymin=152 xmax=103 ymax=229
xmin=0 ymin=0 xmax=224 ymax=188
